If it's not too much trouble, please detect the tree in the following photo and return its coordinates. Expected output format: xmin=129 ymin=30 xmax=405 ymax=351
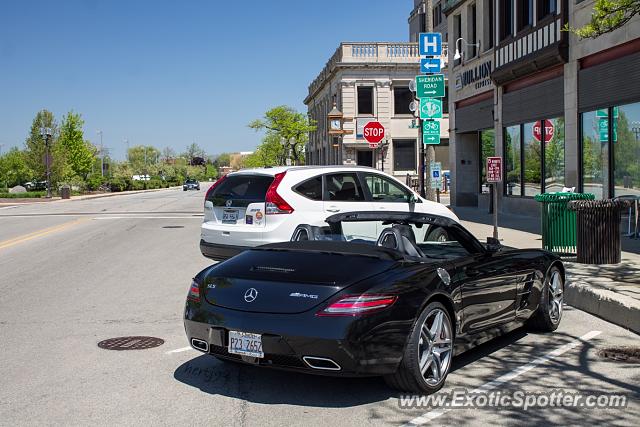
xmin=244 ymin=133 xmax=286 ymax=168
xmin=248 ymin=105 xmax=316 ymax=165
xmin=58 ymin=111 xmax=96 ymax=180
xmin=565 ymin=0 xmax=640 ymax=38
xmin=127 ymin=145 xmax=160 ymax=173
xmin=161 ymin=146 xmax=176 ymax=162
xmin=212 ymin=153 xmax=231 ymax=168
xmin=0 ymin=147 xmax=32 ymax=188
xmin=183 ymin=143 xmax=206 ymax=163
xmin=24 ymin=109 xmax=64 ymax=183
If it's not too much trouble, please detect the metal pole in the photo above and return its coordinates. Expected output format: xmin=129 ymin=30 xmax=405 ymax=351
xmin=493 ymin=182 xmax=499 ymax=239
xmin=418 ymin=118 xmax=425 ymax=197
xmin=45 ymin=136 xmax=52 ymax=198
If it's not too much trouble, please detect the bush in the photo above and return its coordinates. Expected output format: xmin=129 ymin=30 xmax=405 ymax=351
xmin=109 ymin=178 xmax=127 ymax=192
xmin=86 ymin=175 xmax=106 ymax=191
xmin=0 ymin=191 xmax=47 ymax=198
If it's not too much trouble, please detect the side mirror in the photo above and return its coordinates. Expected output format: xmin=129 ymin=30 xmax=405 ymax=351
xmin=410 ymin=194 xmax=421 ymax=204
xmin=486 ymin=237 xmax=502 ymax=253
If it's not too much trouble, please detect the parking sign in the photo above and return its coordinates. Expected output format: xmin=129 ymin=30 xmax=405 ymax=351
xmin=486 ymin=157 xmax=502 ymax=183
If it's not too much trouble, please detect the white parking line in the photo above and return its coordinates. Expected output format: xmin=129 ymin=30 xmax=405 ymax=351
xmin=0 ymin=205 xmax=18 ymax=210
xmin=165 ymin=346 xmax=194 ymax=354
xmin=92 ymin=216 xmax=201 ymax=220
xmin=402 ymin=330 xmax=602 ymax=426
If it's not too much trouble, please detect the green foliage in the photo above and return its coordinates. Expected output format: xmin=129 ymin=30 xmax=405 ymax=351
xmin=127 ymin=145 xmax=160 ymax=172
xmin=248 ymin=105 xmax=316 ymax=165
xmin=613 ymin=110 xmax=640 ymax=188
xmin=0 ymin=147 xmax=33 ymax=188
xmin=244 ymin=133 xmax=286 ymax=168
xmin=213 ymin=153 xmax=231 ymax=168
xmin=58 ymin=111 xmax=96 ymax=180
xmin=0 ymin=191 xmax=47 ymax=199
xmin=24 ymin=109 xmax=66 ymax=184
xmin=182 ymin=143 xmax=206 ymax=163
xmin=565 ymin=0 xmax=640 ymax=38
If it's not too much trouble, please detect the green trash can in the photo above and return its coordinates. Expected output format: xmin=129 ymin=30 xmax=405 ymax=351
xmin=534 ymin=192 xmax=595 ymax=254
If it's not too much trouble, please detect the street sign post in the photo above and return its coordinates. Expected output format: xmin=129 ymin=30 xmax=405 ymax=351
xmin=363 ymin=121 xmax=385 ymax=148
xmin=415 ymin=74 xmax=445 ymax=98
xmin=486 ymin=156 xmax=502 ymax=240
xmin=419 ymin=98 xmax=442 ymax=119
xmin=420 ymin=57 xmax=442 ymax=74
xmin=422 ymin=120 xmax=440 ymax=144
xmin=419 ymin=32 xmax=442 ymax=56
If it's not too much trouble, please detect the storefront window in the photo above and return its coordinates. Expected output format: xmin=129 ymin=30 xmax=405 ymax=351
xmin=614 ymin=102 xmax=640 ymax=197
xmin=505 ymin=125 xmax=521 ymax=196
xmin=582 ymin=110 xmax=609 ymax=199
xmin=523 ymin=121 xmax=541 ymax=196
xmin=545 ymin=117 xmax=565 ymax=192
xmin=479 ymin=129 xmax=495 ymax=194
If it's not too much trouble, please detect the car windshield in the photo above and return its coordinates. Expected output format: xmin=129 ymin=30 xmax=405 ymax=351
xmin=185 ymin=180 xmax=197 ymax=184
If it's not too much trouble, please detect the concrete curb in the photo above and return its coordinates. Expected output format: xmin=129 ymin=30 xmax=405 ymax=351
xmin=565 ymin=280 xmax=640 ymax=335
xmin=0 ymin=187 xmax=182 ymax=206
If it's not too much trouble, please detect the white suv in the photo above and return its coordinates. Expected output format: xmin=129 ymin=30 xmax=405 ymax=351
xmin=200 ymin=165 xmax=459 ymax=260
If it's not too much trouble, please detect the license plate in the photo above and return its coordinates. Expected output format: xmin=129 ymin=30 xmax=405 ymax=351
xmin=222 ymin=209 xmax=238 ymax=223
xmin=228 ymin=331 xmax=263 ymax=358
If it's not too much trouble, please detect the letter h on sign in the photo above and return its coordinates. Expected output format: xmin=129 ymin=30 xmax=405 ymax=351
xmin=419 ymin=33 xmax=442 ymax=57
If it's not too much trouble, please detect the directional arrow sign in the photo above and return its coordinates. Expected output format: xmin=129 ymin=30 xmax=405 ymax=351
xmin=419 ymin=32 xmax=442 ymax=56
xmin=416 ymin=74 xmax=445 ymax=98
xmin=423 ymin=120 xmax=441 ymax=145
xmin=420 ymin=57 xmax=441 ymax=74
xmin=419 ymin=98 xmax=442 ymax=119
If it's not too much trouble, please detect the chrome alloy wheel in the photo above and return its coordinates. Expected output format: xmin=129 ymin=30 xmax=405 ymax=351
xmin=548 ymin=270 xmax=564 ymax=323
xmin=417 ymin=308 xmax=453 ymax=386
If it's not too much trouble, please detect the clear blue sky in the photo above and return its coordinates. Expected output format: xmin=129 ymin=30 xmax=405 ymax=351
xmin=0 ymin=0 xmax=409 ymax=159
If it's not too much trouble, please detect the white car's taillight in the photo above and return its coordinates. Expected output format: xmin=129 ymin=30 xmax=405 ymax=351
xmin=204 ymin=175 xmax=227 ymax=207
xmin=265 ymin=171 xmax=294 ymax=214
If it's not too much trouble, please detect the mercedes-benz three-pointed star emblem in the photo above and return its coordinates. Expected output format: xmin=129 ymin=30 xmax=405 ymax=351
xmin=244 ymin=288 xmax=258 ymax=303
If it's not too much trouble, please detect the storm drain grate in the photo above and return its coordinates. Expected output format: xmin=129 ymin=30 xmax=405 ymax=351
xmin=597 ymin=346 xmax=640 ymax=363
xmin=98 ymin=336 xmax=164 ymax=351
xmin=162 ymin=225 xmax=184 ymax=229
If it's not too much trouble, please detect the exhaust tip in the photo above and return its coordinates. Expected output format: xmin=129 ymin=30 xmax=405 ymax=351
xmin=303 ymin=356 xmax=341 ymax=371
xmin=191 ymin=338 xmax=209 ymax=352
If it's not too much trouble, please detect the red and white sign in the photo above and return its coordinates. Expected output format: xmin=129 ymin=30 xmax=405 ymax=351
xmin=532 ymin=119 xmax=555 ymax=143
xmin=486 ymin=157 xmax=502 ymax=183
xmin=363 ymin=121 xmax=385 ymax=148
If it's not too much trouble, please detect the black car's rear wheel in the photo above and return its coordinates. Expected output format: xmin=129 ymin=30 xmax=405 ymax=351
xmin=527 ymin=266 xmax=564 ymax=332
xmin=384 ymin=301 xmax=453 ymax=393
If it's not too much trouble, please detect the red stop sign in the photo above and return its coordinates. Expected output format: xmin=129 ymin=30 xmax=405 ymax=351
xmin=532 ymin=119 xmax=555 ymax=143
xmin=363 ymin=121 xmax=385 ymax=146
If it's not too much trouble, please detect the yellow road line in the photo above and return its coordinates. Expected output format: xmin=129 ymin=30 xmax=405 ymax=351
xmin=0 ymin=218 xmax=88 ymax=250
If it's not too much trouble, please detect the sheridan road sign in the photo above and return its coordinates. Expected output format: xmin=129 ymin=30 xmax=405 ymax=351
xmin=415 ymin=74 xmax=445 ymax=98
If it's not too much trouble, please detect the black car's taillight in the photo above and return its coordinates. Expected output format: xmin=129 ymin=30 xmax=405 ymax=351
xmin=187 ymin=280 xmax=201 ymax=303
xmin=316 ymin=294 xmax=397 ymax=316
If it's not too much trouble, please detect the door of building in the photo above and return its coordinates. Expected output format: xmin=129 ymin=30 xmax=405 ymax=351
xmin=356 ymin=150 xmax=373 ymax=167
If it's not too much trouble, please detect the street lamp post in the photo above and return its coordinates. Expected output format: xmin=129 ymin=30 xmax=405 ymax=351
xmin=124 ymin=138 xmax=130 ymax=162
xmin=97 ymin=130 xmax=104 ymax=177
xmin=40 ymin=127 xmax=53 ymax=198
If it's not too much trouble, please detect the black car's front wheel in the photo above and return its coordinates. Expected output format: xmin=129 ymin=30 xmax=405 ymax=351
xmin=385 ymin=301 xmax=453 ymax=393
xmin=527 ymin=266 xmax=564 ymax=332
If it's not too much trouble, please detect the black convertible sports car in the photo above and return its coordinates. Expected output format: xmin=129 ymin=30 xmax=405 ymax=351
xmin=184 ymin=211 xmax=564 ymax=393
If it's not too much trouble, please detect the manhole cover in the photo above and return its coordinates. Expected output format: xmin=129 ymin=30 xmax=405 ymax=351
xmin=162 ymin=225 xmax=184 ymax=229
xmin=597 ymin=346 xmax=640 ymax=363
xmin=98 ymin=336 xmax=164 ymax=351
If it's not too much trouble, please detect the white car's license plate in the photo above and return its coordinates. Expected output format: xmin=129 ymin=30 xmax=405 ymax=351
xmin=228 ymin=331 xmax=263 ymax=358
xmin=222 ymin=209 xmax=238 ymax=223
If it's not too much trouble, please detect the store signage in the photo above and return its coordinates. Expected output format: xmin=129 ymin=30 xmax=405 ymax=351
xmin=422 ymin=120 xmax=440 ymax=144
xmin=356 ymin=118 xmax=376 ymax=139
xmin=455 ymin=60 xmax=492 ymax=91
xmin=486 ymin=157 xmax=502 ymax=183
xmin=419 ymin=98 xmax=442 ymax=119
xmin=416 ymin=74 xmax=445 ymax=98
xmin=532 ymin=119 xmax=555 ymax=143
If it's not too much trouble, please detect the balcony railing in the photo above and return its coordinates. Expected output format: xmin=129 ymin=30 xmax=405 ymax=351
xmin=307 ymin=42 xmax=448 ymax=99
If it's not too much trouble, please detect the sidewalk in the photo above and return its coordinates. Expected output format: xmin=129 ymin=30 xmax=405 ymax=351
xmin=454 ymin=206 xmax=640 ymax=335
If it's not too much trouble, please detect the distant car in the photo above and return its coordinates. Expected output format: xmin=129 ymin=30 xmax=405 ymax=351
xmin=185 ymin=211 xmax=565 ymax=393
xmin=23 ymin=181 xmax=47 ymax=191
xmin=200 ymin=165 xmax=459 ymax=261
xmin=183 ymin=179 xmax=200 ymax=191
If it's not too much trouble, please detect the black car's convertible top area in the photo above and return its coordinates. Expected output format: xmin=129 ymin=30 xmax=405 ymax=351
xmin=254 ymin=240 xmax=404 ymax=260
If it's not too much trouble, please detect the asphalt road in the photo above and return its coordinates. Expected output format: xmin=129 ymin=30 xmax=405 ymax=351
xmin=0 ymin=188 xmax=638 ymax=426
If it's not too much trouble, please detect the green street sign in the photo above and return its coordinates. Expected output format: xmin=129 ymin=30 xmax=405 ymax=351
xmin=598 ymin=117 xmax=618 ymax=142
xmin=416 ymin=74 xmax=445 ymax=98
xmin=422 ymin=120 xmax=441 ymax=144
xmin=596 ymin=107 xmax=619 ymax=118
xmin=419 ymin=98 xmax=442 ymax=119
